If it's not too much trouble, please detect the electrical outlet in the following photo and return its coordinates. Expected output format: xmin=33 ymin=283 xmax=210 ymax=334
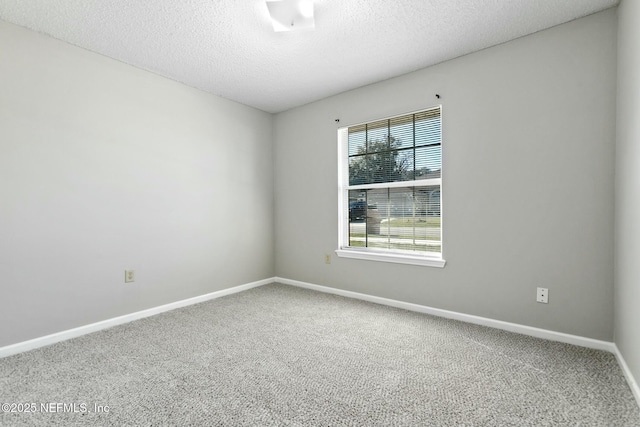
xmin=125 ymin=269 xmax=135 ymax=283
xmin=324 ymin=254 xmax=331 ymax=264
xmin=536 ymin=287 xmax=548 ymax=304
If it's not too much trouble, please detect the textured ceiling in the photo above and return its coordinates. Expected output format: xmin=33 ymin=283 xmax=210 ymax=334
xmin=0 ymin=0 xmax=619 ymax=113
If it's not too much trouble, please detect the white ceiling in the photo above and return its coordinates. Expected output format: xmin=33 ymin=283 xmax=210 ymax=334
xmin=0 ymin=0 xmax=619 ymax=113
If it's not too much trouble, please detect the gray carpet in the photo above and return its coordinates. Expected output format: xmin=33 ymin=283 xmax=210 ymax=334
xmin=0 ymin=283 xmax=639 ymax=426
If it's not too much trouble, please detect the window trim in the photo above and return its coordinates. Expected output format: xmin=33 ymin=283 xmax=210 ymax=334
xmin=336 ymin=107 xmax=446 ymax=268
xmin=335 ymin=248 xmax=446 ymax=267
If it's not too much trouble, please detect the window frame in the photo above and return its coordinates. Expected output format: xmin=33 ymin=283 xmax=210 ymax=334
xmin=336 ymin=106 xmax=446 ymax=268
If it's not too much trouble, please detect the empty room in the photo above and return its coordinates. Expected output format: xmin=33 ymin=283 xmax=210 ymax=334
xmin=1 ymin=0 xmax=640 ymax=425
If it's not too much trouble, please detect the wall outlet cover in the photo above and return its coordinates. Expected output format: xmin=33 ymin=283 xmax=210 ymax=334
xmin=536 ymin=287 xmax=549 ymax=304
xmin=125 ymin=269 xmax=135 ymax=283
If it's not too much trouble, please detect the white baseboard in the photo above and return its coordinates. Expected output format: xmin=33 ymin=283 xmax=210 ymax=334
xmin=0 ymin=277 xmax=275 ymax=359
xmin=274 ymin=277 xmax=616 ymax=352
xmin=613 ymin=345 xmax=640 ymax=408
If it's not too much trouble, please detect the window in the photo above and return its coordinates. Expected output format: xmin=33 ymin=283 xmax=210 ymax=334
xmin=336 ymin=106 xmax=445 ymax=267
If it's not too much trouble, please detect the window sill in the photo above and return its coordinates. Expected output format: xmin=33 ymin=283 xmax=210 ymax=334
xmin=335 ymin=249 xmax=446 ymax=268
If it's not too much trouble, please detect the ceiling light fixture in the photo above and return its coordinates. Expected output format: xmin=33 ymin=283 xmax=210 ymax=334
xmin=266 ymin=0 xmax=315 ymax=32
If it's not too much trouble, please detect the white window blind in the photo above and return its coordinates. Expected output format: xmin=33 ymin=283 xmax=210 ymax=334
xmin=338 ymin=106 xmax=442 ymax=264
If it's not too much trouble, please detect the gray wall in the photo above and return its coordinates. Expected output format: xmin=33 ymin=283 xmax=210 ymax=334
xmin=0 ymin=9 xmax=624 ymax=349
xmin=0 ymin=21 xmax=274 ymax=347
xmin=274 ymin=10 xmax=617 ymax=341
xmin=615 ymin=0 xmax=640 ymax=392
